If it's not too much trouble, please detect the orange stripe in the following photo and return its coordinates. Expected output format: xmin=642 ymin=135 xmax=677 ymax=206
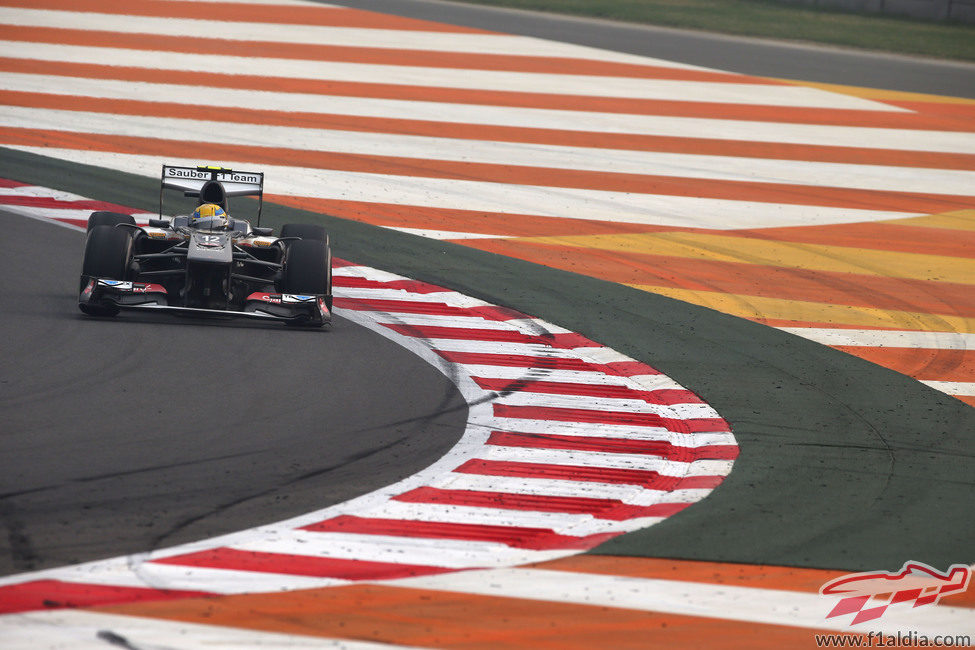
xmin=0 ymin=24 xmax=764 ymax=82
xmin=889 ymin=100 xmax=975 ymax=130
xmin=0 ymin=126 xmax=969 ymax=214
xmin=832 ymin=347 xmax=975 ymax=382
xmin=265 ymin=195 xmax=665 ymax=237
xmin=529 ymin=556 xmax=847 ymax=591
xmin=735 ymin=221 xmax=975 ymax=259
xmin=755 ymin=319 xmax=948 ymax=331
xmin=532 ymin=556 xmax=975 ymax=608
xmin=456 ymin=238 xmax=975 ymax=317
xmin=4 ymin=63 xmax=975 ymax=172
xmin=96 ymin=583 xmax=864 ymax=649
xmin=955 ymin=395 xmax=975 ymax=408
xmin=0 ymin=0 xmax=484 ymax=32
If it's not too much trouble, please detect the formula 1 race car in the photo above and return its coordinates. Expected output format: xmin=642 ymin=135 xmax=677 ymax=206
xmin=78 ymin=164 xmax=332 ymax=327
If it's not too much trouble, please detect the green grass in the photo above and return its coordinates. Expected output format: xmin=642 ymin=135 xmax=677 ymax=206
xmin=451 ymin=0 xmax=975 ymax=61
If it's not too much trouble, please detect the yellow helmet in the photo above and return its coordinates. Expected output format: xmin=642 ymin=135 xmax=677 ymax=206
xmin=190 ymin=203 xmax=229 ymax=230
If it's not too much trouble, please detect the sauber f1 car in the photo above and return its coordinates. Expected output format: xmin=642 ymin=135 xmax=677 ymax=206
xmin=78 ymin=165 xmax=332 ymax=327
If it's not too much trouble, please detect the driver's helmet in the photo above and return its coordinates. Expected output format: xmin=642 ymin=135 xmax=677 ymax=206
xmin=190 ymin=203 xmax=229 ymax=230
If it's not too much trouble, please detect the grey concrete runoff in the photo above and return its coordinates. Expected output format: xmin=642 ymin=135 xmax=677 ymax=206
xmin=329 ymin=0 xmax=975 ymax=98
xmin=3 ymin=148 xmax=972 ymax=572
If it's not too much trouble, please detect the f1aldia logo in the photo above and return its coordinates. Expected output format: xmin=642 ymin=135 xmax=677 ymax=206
xmin=820 ymin=561 xmax=971 ymax=626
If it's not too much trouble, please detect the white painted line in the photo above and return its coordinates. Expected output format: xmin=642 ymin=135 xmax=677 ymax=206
xmin=492 ymin=389 xmax=720 ymax=419
xmin=334 ymin=286 xmax=477 ymax=302
xmin=0 ymin=42 xmax=900 ymax=109
xmin=779 ymin=327 xmax=975 ymax=350
xmin=432 ymin=473 xmax=711 ymax=504
xmin=486 ymin=417 xmax=672 ymax=439
xmin=338 ymin=312 xmax=519 ymax=331
xmin=425 ymin=338 xmax=582 ymax=357
xmin=232 ymin=531 xmax=568 ymax=568
xmin=389 ymin=226 xmax=505 ymax=240
xmin=0 ymin=609 xmax=424 ymax=650
xmin=474 ymin=446 xmax=722 ymax=476
xmin=5 ymin=147 xmax=922 ymax=229
xmin=379 ymin=568 xmax=975 ymax=638
xmin=344 ymin=500 xmax=615 ymax=535
xmin=459 ymin=364 xmax=646 ymax=384
xmin=920 ymin=380 xmax=975 ymax=396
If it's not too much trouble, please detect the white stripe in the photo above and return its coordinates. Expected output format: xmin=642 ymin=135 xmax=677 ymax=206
xmin=391 ymin=227 xmax=503 ymax=240
xmin=5 ymin=106 xmax=969 ymax=195
xmin=779 ymin=327 xmax=975 ymax=350
xmin=0 ymin=184 xmax=96 ymax=201
xmin=344 ymin=500 xmax=617 ymax=535
xmin=426 ymin=338 xmax=581 ymax=357
xmin=0 ymin=555 xmax=345 ymax=594
xmin=490 ymin=420 xmax=735 ymax=447
xmin=493 ymin=389 xmax=720 ymax=419
xmin=5 ymin=147 xmax=921 ymax=229
xmin=0 ymin=205 xmax=155 ymax=224
xmin=335 ymin=286 xmax=485 ymax=305
xmin=462 ymin=364 xmax=640 ymax=385
xmin=0 ymin=7 xmax=713 ymax=66
xmin=920 ymin=380 xmax=975 ymax=396
xmin=5 ymin=71 xmax=970 ymax=155
xmin=333 ymin=311 xmax=520 ymax=331
xmin=233 ymin=531 xmax=566 ymax=568
xmin=379 ymin=568 xmax=975 ymax=638
xmin=0 ymin=610 xmax=422 ymax=650
xmin=491 ymin=418 xmax=676 ymax=440
xmin=435 ymin=472 xmax=713 ymax=504
xmin=476 ymin=446 xmax=733 ymax=476
xmin=574 ymin=347 xmax=642 ymax=366
xmin=0 ymin=42 xmax=898 ymax=109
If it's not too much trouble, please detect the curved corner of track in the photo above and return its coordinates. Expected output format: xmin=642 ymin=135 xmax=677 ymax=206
xmin=0 ymin=181 xmax=737 ymax=614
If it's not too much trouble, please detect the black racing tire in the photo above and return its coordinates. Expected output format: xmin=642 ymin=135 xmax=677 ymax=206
xmin=79 ymin=226 xmax=133 ymax=316
xmin=280 ymin=223 xmax=328 ymax=246
xmin=87 ymin=211 xmax=135 ymax=233
xmin=280 ymin=239 xmax=329 ymax=295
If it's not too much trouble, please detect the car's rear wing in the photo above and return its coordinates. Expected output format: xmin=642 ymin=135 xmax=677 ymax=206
xmin=159 ymin=164 xmax=265 ymax=225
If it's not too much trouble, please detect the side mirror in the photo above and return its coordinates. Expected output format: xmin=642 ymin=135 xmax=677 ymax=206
xmin=148 ymin=218 xmax=170 ymax=228
xmin=253 ymin=227 xmax=273 ymax=236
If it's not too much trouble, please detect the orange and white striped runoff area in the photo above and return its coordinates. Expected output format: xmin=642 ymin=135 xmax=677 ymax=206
xmin=0 ymin=0 xmax=973 ymax=646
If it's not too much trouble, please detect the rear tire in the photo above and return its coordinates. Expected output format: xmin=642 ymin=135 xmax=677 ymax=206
xmin=79 ymin=225 xmax=133 ymax=316
xmin=87 ymin=211 xmax=135 ymax=232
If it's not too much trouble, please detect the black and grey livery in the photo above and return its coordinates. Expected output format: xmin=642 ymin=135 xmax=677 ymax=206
xmin=78 ymin=164 xmax=333 ymax=327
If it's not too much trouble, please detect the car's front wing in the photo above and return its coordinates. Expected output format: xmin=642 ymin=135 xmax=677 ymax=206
xmin=79 ymin=278 xmax=331 ymax=326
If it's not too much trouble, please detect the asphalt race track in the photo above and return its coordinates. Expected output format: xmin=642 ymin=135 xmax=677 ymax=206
xmin=0 ymin=210 xmax=468 ymax=575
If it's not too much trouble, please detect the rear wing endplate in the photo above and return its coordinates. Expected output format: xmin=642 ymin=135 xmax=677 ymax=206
xmin=159 ymin=164 xmax=265 ymax=225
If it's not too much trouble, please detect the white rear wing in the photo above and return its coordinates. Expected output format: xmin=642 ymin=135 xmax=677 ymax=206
xmin=159 ymin=164 xmax=265 ymax=223
xmin=161 ymin=165 xmax=263 ymax=197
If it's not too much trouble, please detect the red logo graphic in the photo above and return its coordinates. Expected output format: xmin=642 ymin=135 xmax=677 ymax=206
xmin=820 ymin=561 xmax=971 ymax=626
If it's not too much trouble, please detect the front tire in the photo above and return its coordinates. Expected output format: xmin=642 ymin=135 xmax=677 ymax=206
xmin=280 ymin=239 xmax=328 ymax=295
xmin=280 ymin=223 xmax=328 ymax=246
xmin=79 ymin=225 xmax=133 ymax=316
xmin=87 ymin=211 xmax=135 ymax=232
